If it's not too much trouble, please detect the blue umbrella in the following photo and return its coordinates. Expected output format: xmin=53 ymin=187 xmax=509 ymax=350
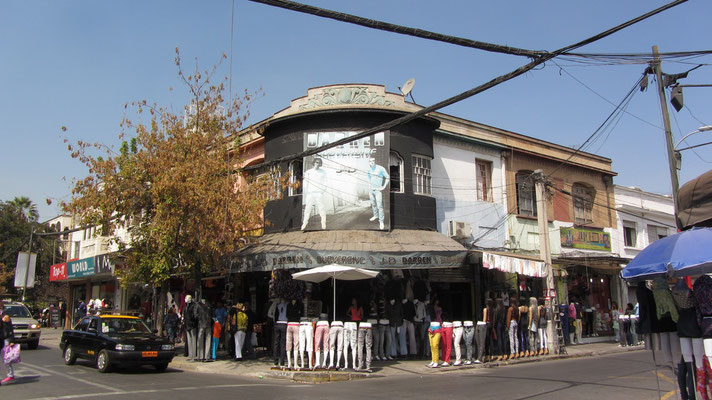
xmin=621 ymin=227 xmax=712 ymax=280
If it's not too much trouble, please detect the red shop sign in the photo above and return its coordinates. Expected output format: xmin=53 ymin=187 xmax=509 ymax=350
xmin=49 ymin=262 xmax=67 ymax=281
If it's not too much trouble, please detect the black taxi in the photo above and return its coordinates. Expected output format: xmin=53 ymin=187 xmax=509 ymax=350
xmin=60 ymin=313 xmax=175 ymax=373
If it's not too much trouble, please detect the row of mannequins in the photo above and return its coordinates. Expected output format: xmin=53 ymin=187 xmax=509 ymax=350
xmin=635 ymin=276 xmax=712 ymax=400
xmin=267 ymin=296 xmax=553 ymax=370
xmin=182 ymin=295 xmax=215 ymax=362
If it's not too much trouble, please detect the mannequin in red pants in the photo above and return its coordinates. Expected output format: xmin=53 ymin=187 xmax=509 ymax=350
xmin=441 ymin=321 xmax=453 ymax=366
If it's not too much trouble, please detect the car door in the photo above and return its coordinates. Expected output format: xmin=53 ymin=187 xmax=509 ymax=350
xmin=85 ymin=317 xmax=104 ymax=359
xmin=70 ymin=317 xmax=92 ymax=357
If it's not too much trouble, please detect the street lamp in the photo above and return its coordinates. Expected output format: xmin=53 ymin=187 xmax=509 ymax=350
xmin=674 ymin=126 xmax=712 ymax=169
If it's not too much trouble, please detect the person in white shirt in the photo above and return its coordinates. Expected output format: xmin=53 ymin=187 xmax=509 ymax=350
xmin=367 ymin=158 xmax=389 ymax=230
xmin=301 ymin=158 xmax=328 ymax=230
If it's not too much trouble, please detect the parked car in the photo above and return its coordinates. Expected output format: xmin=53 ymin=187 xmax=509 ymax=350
xmin=2 ymin=302 xmax=41 ymax=349
xmin=60 ymin=313 xmax=175 ymax=373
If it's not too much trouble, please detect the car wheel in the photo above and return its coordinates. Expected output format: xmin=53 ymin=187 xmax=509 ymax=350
xmin=28 ymin=340 xmax=39 ymax=350
xmin=155 ymin=363 xmax=169 ymax=372
xmin=96 ymin=350 xmax=112 ymax=373
xmin=64 ymin=345 xmax=77 ymax=365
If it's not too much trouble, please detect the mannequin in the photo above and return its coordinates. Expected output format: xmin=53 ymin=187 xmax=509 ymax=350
xmin=402 ymin=299 xmax=417 ymax=357
xmin=184 ymin=295 xmax=198 ymax=360
xmin=495 ymin=298 xmax=506 ymax=360
xmin=463 ymin=320 xmax=474 ymax=365
xmin=357 ymin=321 xmax=373 ymax=371
xmin=314 ymin=320 xmax=330 ymax=369
xmin=637 ymin=281 xmax=659 ymax=350
xmin=414 ymin=299 xmax=427 ymax=359
xmin=298 ymin=318 xmax=313 ymax=369
xmin=378 ymin=318 xmax=391 ymax=361
xmin=233 ymin=303 xmax=247 ymax=360
xmin=272 ymin=298 xmax=288 ymax=368
xmin=427 ymin=321 xmax=442 ymax=368
xmin=197 ymin=299 xmax=212 ymax=362
xmin=538 ymin=298 xmax=549 ymax=355
xmin=693 ymin=275 xmax=712 ymax=400
xmin=452 ymin=321 xmax=463 ymax=365
xmin=568 ymin=300 xmax=577 ymax=345
xmin=528 ymin=297 xmax=539 ymax=356
xmin=343 ymin=321 xmax=358 ymax=369
xmin=285 ymin=299 xmax=303 ymax=370
xmin=387 ymin=298 xmax=406 ymax=359
xmin=328 ymin=320 xmax=344 ymax=369
xmin=518 ymin=298 xmax=530 ymax=357
xmin=441 ymin=318 xmax=453 ymax=366
xmin=673 ymin=279 xmax=704 ymax=400
xmin=506 ymin=298 xmax=519 ymax=359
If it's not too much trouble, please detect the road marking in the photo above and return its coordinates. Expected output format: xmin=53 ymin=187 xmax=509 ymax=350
xmin=19 ymin=362 xmax=124 ymax=393
xmin=25 ymin=383 xmax=309 ymax=400
xmin=660 ymin=390 xmax=676 ymax=400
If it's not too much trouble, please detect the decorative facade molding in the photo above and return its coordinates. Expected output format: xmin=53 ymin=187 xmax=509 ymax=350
xmin=298 ymin=86 xmax=395 ymax=111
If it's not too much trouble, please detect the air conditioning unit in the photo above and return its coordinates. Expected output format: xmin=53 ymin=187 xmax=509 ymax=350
xmin=448 ymin=220 xmax=471 ymax=239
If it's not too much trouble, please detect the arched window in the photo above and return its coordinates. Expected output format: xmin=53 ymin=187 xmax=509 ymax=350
xmin=572 ymin=183 xmax=594 ymax=225
xmin=389 ymin=151 xmax=404 ymax=193
xmin=516 ymin=171 xmax=537 ymax=217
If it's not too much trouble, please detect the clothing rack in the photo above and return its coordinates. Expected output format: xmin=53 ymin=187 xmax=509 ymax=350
xmin=553 ymin=302 xmax=567 ymax=355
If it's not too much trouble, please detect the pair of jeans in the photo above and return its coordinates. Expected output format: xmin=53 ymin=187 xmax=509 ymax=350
xmin=273 ymin=322 xmax=287 ymax=365
xmin=344 ymin=323 xmax=358 ymax=367
xmin=378 ymin=323 xmax=392 ymax=358
xmin=474 ymin=323 xmax=487 ymax=361
xmin=357 ymin=327 xmax=373 ymax=369
xmin=441 ymin=324 xmax=453 ymax=363
xmin=390 ymin=325 xmax=407 ymax=356
xmin=403 ymin=320 xmax=417 ymax=354
xmin=463 ymin=325 xmax=474 ymax=361
xmin=429 ymin=330 xmax=441 ymax=364
xmin=519 ymin=325 xmax=530 ymax=352
xmin=186 ymin=327 xmax=198 ymax=359
xmin=453 ymin=326 xmax=464 ymax=362
xmin=509 ymin=321 xmax=519 ymax=355
xmin=415 ymin=321 xmax=426 ymax=357
xmin=197 ymin=327 xmax=211 ymax=360
xmin=211 ymin=337 xmax=219 ymax=359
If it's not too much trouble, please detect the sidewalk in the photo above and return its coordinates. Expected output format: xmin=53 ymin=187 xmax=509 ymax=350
xmin=40 ymin=328 xmax=643 ymax=383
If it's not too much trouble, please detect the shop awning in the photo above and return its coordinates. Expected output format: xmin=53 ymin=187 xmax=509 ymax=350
xmin=233 ymin=229 xmax=467 ymax=272
xmin=476 ymin=250 xmax=548 ymax=277
xmin=553 ymin=250 xmax=631 ymax=272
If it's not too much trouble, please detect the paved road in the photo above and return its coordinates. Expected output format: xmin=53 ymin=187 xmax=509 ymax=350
xmin=1 ymin=338 xmax=676 ymax=400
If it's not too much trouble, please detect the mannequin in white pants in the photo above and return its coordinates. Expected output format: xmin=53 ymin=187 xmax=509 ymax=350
xmin=327 ymin=321 xmax=344 ymax=369
xmin=298 ymin=320 xmax=314 ymax=370
xmin=343 ymin=321 xmax=358 ymax=369
xmin=452 ymin=321 xmax=464 ymax=366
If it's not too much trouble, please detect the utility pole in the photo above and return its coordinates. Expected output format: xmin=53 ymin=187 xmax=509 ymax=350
xmin=533 ymin=169 xmax=558 ymax=354
xmin=651 ymin=45 xmax=681 ymax=230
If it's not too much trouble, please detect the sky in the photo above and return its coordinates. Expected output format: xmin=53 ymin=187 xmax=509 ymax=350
xmin=2 ymin=0 xmax=711 ymax=222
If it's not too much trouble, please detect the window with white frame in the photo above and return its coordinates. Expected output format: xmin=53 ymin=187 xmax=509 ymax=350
xmin=516 ymin=171 xmax=537 ymax=217
xmin=476 ymin=159 xmax=493 ymax=202
xmin=623 ymin=221 xmax=637 ymax=247
xmin=255 ymin=165 xmax=282 ymax=200
xmin=389 ymin=151 xmax=404 ymax=193
xmin=572 ymin=183 xmax=594 ymax=225
xmin=289 ymin=159 xmax=303 ymax=196
xmin=647 ymin=225 xmax=668 ymax=244
xmin=412 ymin=155 xmax=432 ymax=195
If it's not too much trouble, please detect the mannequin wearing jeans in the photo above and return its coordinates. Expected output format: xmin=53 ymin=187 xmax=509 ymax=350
xmin=184 ymin=295 xmax=198 ymax=360
xmin=298 ymin=320 xmax=314 ymax=369
xmin=441 ymin=321 xmax=454 ymax=366
xmin=314 ymin=321 xmax=330 ymax=369
xmin=463 ymin=321 xmax=474 ymax=364
xmin=403 ymin=299 xmax=417 ymax=357
xmin=452 ymin=321 xmax=464 ymax=366
xmin=343 ymin=321 xmax=358 ymax=369
xmin=528 ymin=298 xmax=539 ymax=356
xmin=285 ymin=322 xmax=300 ymax=369
xmin=428 ymin=322 xmax=442 ymax=368
xmin=387 ymin=299 xmax=406 ymax=358
xmin=328 ymin=321 xmax=344 ymax=369
xmin=357 ymin=322 xmax=373 ymax=371
xmin=376 ymin=319 xmax=391 ymax=361
xmin=538 ymin=301 xmax=549 ymax=355
xmin=474 ymin=321 xmax=487 ymax=363
xmin=519 ymin=299 xmax=530 ymax=357
xmin=507 ymin=299 xmax=519 ymax=359
xmin=414 ymin=299 xmax=427 ymax=359
xmin=272 ymin=299 xmax=288 ymax=367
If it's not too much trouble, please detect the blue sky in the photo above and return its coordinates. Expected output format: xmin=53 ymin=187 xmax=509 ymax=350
xmin=2 ymin=0 xmax=711 ymax=221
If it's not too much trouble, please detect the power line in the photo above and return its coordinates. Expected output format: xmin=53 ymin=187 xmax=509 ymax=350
xmin=243 ymin=0 xmax=688 ymax=173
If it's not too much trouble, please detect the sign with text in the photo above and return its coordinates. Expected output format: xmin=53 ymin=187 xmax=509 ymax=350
xmin=560 ymin=227 xmax=611 ymax=252
xmin=49 ymin=262 xmax=67 ymax=281
xmin=67 ymin=257 xmax=96 ymax=279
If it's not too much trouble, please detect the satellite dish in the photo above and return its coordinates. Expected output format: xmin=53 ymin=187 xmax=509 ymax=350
xmin=400 ymin=78 xmax=415 ymax=97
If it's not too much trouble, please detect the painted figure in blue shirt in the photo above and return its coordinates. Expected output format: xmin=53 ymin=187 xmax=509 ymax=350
xmin=367 ymin=157 xmax=389 ymax=230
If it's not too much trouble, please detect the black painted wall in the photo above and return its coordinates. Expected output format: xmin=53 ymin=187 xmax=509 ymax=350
xmin=263 ymin=109 xmax=439 ymax=233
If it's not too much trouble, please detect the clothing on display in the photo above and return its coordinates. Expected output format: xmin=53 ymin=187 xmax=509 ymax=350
xmin=357 ymin=322 xmax=373 ymax=371
xmin=428 ymin=322 xmax=441 ymax=367
xmin=328 ymin=321 xmax=344 ymax=369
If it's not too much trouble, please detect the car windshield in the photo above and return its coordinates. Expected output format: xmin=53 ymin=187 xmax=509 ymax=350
xmin=4 ymin=305 xmax=31 ymax=318
xmin=101 ymin=318 xmax=152 ymax=334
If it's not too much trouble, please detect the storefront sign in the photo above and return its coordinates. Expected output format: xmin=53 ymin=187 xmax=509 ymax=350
xmin=95 ymin=254 xmax=116 ymax=275
xmin=67 ymin=257 xmax=96 ymax=279
xmin=237 ymin=249 xmax=466 ymax=272
xmin=49 ymin=262 xmax=67 ymax=281
xmin=560 ymin=227 xmax=611 ymax=251
xmin=482 ymin=252 xmax=547 ymax=277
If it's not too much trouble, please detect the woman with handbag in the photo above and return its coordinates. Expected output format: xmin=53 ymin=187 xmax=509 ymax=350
xmin=0 ymin=304 xmax=18 ymax=384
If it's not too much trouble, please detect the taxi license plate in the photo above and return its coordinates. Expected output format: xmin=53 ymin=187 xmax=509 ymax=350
xmin=142 ymin=351 xmax=158 ymax=357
